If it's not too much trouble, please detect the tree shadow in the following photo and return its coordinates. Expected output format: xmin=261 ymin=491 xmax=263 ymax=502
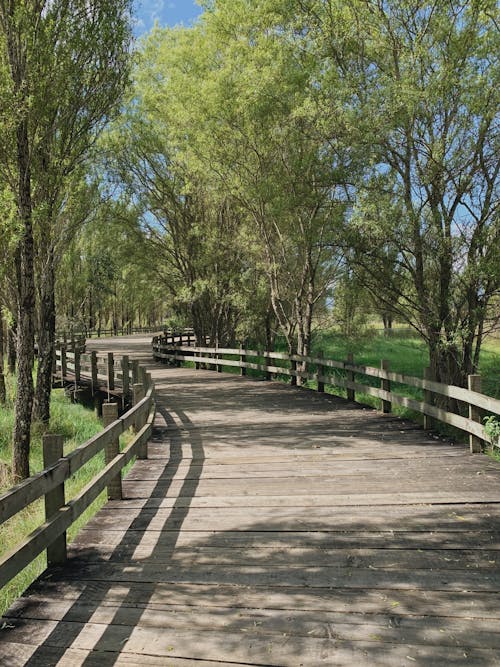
xmin=1 ymin=355 xmax=500 ymax=665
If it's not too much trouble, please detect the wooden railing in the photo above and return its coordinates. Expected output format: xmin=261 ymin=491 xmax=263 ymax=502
xmin=0 ymin=349 xmax=155 ymax=590
xmin=152 ymin=339 xmax=500 ymax=452
xmin=57 ymin=325 xmax=193 ymax=341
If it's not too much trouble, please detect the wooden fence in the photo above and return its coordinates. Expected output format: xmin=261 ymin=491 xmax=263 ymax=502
xmin=0 ymin=348 xmax=155 ymax=591
xmin=152 ymin=337 xmax=500 ymax=452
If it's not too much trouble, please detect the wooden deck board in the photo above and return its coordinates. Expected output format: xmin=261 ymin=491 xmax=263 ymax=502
xmin=1 ymin=334 xmax=500 ymax=666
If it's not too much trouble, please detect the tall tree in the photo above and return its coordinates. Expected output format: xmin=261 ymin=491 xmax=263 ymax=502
xmin=0 ymin=0 xmax=131 ymax=479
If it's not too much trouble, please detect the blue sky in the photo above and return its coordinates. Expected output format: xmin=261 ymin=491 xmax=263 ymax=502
xmin=133 ymin=0 xmax=204 ymax=36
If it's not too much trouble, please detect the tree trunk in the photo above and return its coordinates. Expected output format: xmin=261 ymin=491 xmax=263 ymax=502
xmin=0 ymin=315 xmax=6 ymax=404
xmin=13 ymin=119 xmax=35 ymax=481
xmin=33 ymin=250 xmax=56 ymax=424
xmin=7 ymin=322 xmax=16 ymax=374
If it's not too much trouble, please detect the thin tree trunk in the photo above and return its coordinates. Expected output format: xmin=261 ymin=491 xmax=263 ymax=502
xmin=0 ymin=315 xmax=6 ymax=404
xmin=33 ymin=249 xmax=56 ymax=424
xmin=13 ymin=119 xmax=35 ymax=480
xmin=7 ymin=322 xmax=16 ymax=374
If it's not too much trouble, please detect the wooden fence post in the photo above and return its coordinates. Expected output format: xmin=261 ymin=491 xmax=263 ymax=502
xmin=132 ymin=359 xmax=139 ymax=384
xmin=317 ymin=352 xmax=325 ymax=393
xmin=74 ymin=348 xmax=81 ymax=385
xmin=265 ymin=350 xmax=271 ymax=381
xmin=240 ymin=343 xmax=246 ymax=377
xmin=381 ymin=359 xmax=391 ymax=413
xmin=346 ymin=352 xmax=355 ymax=402
xmin=121 ymin=355 xmax=130 ymax=409
xmin=133 ymin=382 xmax=148 ymax=459
xmin=423 ymin=367 xmax=434 ymax=431
xmin=43 ymin=434 xmax=66 ymax=566
xmin=102 ymin=402 xmax=122 ymax=500
xmin=468 ymin=374 xmax=483 ymax=454
xmin=291 ymin=357 xmax=297 ymax=386
xmin=107 ymin=352 xmax=115 ymax=394
xmin=61 ymin=344 xmax=67 ymax=382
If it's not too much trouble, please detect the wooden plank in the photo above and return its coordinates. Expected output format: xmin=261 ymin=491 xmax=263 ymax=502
xmin=6 ymin=599 xmax=500 ymax=649
xmin=23 ymin=578 xmax=500 ymax=620
xmin=0 ymin=458 xmax=69 ymax=526
xmin=1 ymin=617 xmax=499 ymax=666
xmin=4 ymin=336 xmax=500 ymax=666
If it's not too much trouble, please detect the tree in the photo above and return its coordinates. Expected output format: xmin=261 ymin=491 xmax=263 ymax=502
xmin=300 ymin=0 xmax=499 ymax=386
xmin=0 ymin=0 xmax=131 ymax=479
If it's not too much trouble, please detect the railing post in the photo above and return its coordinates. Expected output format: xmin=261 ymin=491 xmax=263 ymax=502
xmin=381 ymin=359 xmax=391 ymax=413
xmin=423 ymin=367 xmax=434 ymax=431
xmin=317 ymin=352 xmax=324 ymax=393
xmin=240 ymin=343 xmax=246 ymax=377
xmin=74 ymin=348 xmax=81 ymax=385
xmin=102 ymin=402 xmax=122 ymax=499
xmin=132 ymin=359 xmax=139 ymax=384
xmin=107 ymin=352 xmax=115 ymax=394
xmin=346 ymin=352 xmax=355 ymax=402
xmin=216 ymin=344 xmax=222 ymax=373
xmin=140 ymin=366 xmax=148 ymax=389
xmin=468 ymin=374 xmax=483 ymax=454
xmin=265 ymin=350 xmax=271 ymax=381
xmin=121 ymin=355 xmax=130 ymax=409
xmin=61 ymin=344 xmax=67 ymax=382
xmin=291 ymin=357 xmax=297 ymax=386
xmin=43 ymin=434 xmax=66 ymax=566
xmin=133 ymin=382 xmax=148 ymax=459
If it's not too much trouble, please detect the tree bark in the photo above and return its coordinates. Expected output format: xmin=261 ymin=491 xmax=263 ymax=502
xmin=0 ymin=315 xmax=6 ymax=404
xmin=13 ymin=118 xmax=35 ymax=481
xmin=33 ymin=248 xmax=56 ymax=424
xmin=7 ymin=322 xmax=16 ymax=374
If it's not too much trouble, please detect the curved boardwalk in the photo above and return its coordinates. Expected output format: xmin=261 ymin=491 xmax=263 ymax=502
xmin=1 ymin=335 xmax=500 ymax=666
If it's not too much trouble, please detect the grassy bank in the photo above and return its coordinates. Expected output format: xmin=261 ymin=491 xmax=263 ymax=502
xmin=0 ymin=376 xmax=132 ymax=615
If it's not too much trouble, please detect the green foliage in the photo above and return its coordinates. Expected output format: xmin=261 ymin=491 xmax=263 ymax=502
xmin=484 ymin=416 xmax=500 ymax=444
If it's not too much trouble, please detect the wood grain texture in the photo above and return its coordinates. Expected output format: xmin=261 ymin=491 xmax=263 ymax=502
xmin=1 ymin=333 xmax=500 ymax=666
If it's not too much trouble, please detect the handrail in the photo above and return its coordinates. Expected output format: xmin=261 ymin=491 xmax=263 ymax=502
xmin=152 ymin=339 xmax=499 ymax=451
xmin=0 ymin=347 xmax=155 ymax=590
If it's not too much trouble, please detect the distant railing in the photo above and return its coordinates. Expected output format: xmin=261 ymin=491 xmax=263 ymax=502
xmin=56 ymin=324 xmax=165 ymax=341
xmin=152 ymin=339 xmax=499 ymax=452
xmin=0 ymin=347 xmax=155 ymax=590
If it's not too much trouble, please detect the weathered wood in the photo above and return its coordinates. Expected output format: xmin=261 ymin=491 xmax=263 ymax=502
xmin=60 ymin=344 xmax=67 ymax=380
xmin=346 ymin=352 xmax=355 ymax=401
xmin=0 ymin=459 xmax=68 ymax=526
xmin=381 ymin=359 xmax=390 ymax=413
xmin=107 ymin=352 xmax=115 ymax=394
xmin=121 ymin=355 xmax=130 ymax=404
xmin=3 ymin=336 xmax=500 ymax=667
xmin=423 ymin=366 xmax=434 ymax=431
xmin=102 ymin=402 xmax=122 ymax=501
xmin=42 ymin=434 xmax=66 ymax=567
xmin=468 ymin=374 xmax=483 ymax=453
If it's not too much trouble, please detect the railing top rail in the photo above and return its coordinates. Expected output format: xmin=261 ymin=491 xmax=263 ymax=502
xmin=153 ymin=341 xmax=500 ymax=419
xmin=0 ymin=361 xmax=154 ymax=528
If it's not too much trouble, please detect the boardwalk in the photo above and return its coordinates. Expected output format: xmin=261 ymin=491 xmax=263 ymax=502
xmin=1 ymin=335 xmax=500 ymax=666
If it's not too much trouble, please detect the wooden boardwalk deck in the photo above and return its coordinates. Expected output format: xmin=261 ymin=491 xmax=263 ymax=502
xmin=1 ymin=335 xmax=500 ymax=666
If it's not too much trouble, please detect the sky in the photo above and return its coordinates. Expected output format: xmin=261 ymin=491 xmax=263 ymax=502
xmin=133 ymin=0 xmax=204 ymax=36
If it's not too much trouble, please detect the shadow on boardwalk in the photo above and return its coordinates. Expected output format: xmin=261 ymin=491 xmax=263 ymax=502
xmin=1 ymin=346 xmax=500 ymax=665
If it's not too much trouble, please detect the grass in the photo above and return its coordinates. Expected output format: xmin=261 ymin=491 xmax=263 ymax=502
xmin=0 ymin=374 xmax=135 ymax=616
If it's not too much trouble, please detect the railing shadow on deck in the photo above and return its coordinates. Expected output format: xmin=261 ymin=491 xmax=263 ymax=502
xmin=8 ymin=403 xmax=204 ymax=667
xmin=7 ymin=503 xmax=500 ymax=665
